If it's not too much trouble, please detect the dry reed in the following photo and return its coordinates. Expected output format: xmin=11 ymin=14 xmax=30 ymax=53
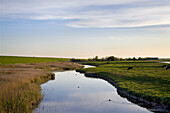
xmin=0 ymin=62 xmax=82 ymax=112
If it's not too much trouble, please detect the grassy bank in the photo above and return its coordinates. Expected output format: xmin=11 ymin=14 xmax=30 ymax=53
xmin=0 ymin=56 xmax=82 ymax=113
xmin=77 ymin=61 xmax=170 ymax=109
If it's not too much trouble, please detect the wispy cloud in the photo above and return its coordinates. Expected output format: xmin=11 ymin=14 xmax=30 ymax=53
xmin=0 ymin=0 xmax=170 ymax=28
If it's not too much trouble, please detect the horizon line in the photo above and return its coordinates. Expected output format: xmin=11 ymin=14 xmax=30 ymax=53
xmin=0 ymin=54 xmax=170 ymax=59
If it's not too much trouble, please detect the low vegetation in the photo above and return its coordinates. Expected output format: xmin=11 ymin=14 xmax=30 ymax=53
xmin=0 ymin=56 xmax=82 ymax=113
xmin=77 ymin=61 xmax=170 ymax=108
xmin=71 ymin=56 xmax=159 ymax=62
xmin=0 ymin=56 xmax=69 ymax=65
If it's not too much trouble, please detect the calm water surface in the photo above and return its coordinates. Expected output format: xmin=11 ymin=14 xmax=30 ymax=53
xmin=160 ymin=61 xmax=170 ymax=64
xmin=33 ymin=65 xmax=152 ymax=113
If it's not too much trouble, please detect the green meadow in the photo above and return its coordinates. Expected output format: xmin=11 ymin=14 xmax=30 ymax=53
xmin=0 ymin=56 xmax=69 ymax=65
xmin=78 ymin=61 xmax=170 ymax=106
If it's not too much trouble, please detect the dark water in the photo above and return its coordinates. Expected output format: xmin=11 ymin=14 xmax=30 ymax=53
xmin=33 ymin=65 xmax=152 ymax=113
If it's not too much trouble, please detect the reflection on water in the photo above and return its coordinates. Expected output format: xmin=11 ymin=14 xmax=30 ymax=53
xmin=84 ymin=65 xmax=96 ymax=68
xmin=160 ymin=61 xmax=170 ymax=64
xmin=33 ymin=66 xmax=152 ymax=113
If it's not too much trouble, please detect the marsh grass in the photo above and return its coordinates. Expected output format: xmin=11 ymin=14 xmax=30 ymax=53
xmin=0 ymin=69 xmax=49 ymax=113
xmin=78 ymin=61 xmax=170 ymax=107
xmin=0 ymin=56 xmax=82 ymax=113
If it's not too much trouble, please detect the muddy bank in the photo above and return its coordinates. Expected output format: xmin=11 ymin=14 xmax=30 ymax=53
xmin=76 ymin=70 xmax=169 ymax=113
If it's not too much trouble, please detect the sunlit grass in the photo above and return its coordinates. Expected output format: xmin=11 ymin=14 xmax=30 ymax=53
xmin=78 ymin=61 xmax=170 ymax=106
xmin=0 ymin=56 xmax=69 ymax=65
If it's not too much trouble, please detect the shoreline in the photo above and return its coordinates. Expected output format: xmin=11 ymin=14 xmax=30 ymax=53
xmin=76 ymin=70 xmax=170 ymax=113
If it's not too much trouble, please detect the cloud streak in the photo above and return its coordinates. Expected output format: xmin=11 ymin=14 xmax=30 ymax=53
xmin=0 ymin=0 xmax=170 ymax=28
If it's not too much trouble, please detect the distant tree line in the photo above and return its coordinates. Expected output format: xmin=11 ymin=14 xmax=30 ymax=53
xmin=70 ymin=56 xmax=159 ymax=62
xmin=70 ymin=58 xmax=88 ymax=62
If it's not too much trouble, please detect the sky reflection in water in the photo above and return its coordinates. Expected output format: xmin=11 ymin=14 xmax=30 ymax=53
xmin=34 ymin=68 xmax=152 ymax=113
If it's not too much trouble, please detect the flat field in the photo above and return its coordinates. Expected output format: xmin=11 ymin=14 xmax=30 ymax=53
xmin=78 ymin=61 xmax=170 ymax=107
xmin=0 ymin=56 xmax=69 ymax=65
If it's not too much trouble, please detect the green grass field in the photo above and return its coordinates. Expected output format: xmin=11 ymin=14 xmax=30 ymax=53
xmin=78 ymin=61 xmax=170 ymax=106
xmin=0 ymin=56 xmax=70 ymax=65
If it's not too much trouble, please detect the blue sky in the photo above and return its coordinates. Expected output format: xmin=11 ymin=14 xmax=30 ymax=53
xmin=0 ymin=0 xmax=170 ymax=58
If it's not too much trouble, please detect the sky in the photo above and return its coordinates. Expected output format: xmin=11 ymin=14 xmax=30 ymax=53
xmin=0 ymin=0 xmax=170 ymax=58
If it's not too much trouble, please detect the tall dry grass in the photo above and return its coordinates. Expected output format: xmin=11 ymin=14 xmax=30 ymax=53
xmin=0 ymin=62 xmax=83 ymax=112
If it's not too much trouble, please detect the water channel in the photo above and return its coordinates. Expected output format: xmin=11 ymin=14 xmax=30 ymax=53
xmin=33 ymin=65 xmax=152 ymax=113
